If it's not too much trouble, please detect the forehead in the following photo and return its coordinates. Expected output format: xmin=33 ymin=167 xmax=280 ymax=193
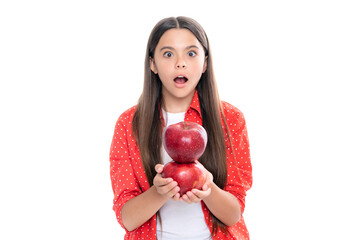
xmin=156 ymin=28 xmax=202 ymax=50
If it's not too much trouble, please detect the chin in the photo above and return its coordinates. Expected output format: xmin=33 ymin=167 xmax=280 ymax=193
xmin=173 ymin=89 xmax=196 ymax=100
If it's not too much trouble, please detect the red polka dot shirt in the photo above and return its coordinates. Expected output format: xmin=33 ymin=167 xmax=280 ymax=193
xmin=109 ymin=91 xmax=252 ymax=239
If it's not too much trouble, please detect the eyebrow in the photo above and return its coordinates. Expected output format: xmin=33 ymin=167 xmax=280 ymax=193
xmin=160 ymin=45 xmax=200 ymax=52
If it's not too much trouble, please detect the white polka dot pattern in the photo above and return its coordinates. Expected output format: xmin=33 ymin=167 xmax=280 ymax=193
xmin=109 ymin=91 xmax=252 ymax=239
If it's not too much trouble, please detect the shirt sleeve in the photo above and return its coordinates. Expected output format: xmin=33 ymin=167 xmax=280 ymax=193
xmin=109 ymin=113 xmax=142 ymax=230
xmin=224 ymin=109 xmax=253 ymax=214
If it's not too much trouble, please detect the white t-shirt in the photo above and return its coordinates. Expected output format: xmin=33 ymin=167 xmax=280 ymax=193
xmin=156 ymin=110 xmax=211 ymax=240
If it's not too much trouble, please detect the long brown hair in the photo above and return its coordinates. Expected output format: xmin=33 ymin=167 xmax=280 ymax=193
xmin=132 ymin=16 xmax=230 ymax=236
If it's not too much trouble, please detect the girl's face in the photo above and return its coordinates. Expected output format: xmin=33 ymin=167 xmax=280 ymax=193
xmin=150 ymin=28 xmax=207 ymax=112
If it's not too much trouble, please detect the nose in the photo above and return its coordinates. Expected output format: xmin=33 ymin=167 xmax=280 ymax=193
xmin=176 ymin=57 xmax=187 ymax=69
xmin=176 ymin=64 xmax=186 ymax=69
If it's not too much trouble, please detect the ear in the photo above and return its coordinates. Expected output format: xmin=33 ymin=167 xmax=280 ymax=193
xmin=150 ymin=57 xmax=158 ymax=74
xmin=202 ymin=56 xmax=208 ymax=73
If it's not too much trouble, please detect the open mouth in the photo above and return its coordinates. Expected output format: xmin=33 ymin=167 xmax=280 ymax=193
xmin=174 ymin=76 xmax=188 ymax=84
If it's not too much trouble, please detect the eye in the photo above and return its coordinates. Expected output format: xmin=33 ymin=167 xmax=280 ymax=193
xmin=163 ymin=51 xmax=173 ymax=58
xmin=187 ymin=50 xmax=196 ymax=57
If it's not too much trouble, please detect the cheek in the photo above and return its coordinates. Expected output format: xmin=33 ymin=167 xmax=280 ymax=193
xmin=157 ymin=63 xmax=175 ymax=78
xmin=192 ymin=57 xmax=206 ymax=69
xmin=157 ymin=69 xmax=172 ymax=84
xmin=192 ymin=61 xmax=206 ymax=75
xmin=156 ymin=61 xmax=170 ymax=72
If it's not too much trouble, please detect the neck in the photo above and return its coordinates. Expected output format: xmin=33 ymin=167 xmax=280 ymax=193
xmin=162 ymin=91 xmax=195 ymax=113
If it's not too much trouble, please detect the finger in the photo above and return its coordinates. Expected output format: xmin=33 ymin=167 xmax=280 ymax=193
xmin=192 ymin=186 xmax=211 ymax=200
xmin=162 ymin=184 xmax=180 ymax=198
xmin=170 ymin=187 xmax=180 ymax=199
xmin=180 ymin=194 xmax=192 ymax=204
xmin=155 ymin=164 xmax=164 ymax=173
xmin=186 ymin=191 xmax=201 ymax=203
xmin=157 ymin=181 xmax=178 ymax=195
xmin=153 ymin=173 xmax=173 ymax=187
xmin=172 ymin=192 xmax=180 ymax=201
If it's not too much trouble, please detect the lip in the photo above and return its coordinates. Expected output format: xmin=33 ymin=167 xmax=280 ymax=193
xmin=174 ymin=74 xmax=188 ymax=79
xmin=173 ymin=74 xmax=189 ymax=88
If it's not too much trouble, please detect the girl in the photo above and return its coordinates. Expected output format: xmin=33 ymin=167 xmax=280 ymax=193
xmin=110 ymin=16 xmax=252 ymax=240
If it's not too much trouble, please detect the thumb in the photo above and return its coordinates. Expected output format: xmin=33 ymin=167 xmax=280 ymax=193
xmin=155 ymin=164 xmax=164 ymax=173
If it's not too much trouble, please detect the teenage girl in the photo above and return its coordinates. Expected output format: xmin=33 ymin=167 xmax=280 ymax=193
xmin=110 ymin=16 xmax=252 ymax=240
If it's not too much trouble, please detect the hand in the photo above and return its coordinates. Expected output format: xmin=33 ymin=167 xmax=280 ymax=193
xmin=153 ymin=164 xmax=181 ymax=200
xmin=180 ymin=161 xmax=213 ymax=204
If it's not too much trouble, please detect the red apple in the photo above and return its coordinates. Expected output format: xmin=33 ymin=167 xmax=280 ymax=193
xmin=163 ymin=121 xmax=208 ymax=163
xmin=162 ymin=161 xmax=207 ymax=196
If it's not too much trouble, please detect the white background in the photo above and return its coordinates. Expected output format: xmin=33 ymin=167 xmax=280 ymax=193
xmin=1 ymin=0 xmax=359 ymax=239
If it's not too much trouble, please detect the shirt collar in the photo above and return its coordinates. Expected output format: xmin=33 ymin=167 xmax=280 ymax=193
xmin=188 ymin=90 xmax=202 ymax=118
